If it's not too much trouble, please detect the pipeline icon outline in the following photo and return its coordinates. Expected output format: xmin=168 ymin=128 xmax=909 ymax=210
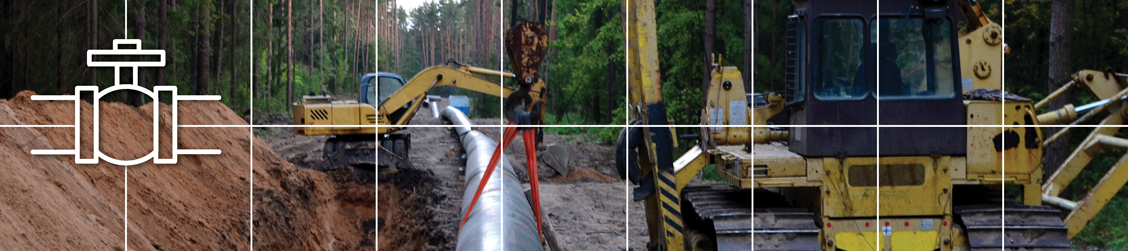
xmin=29 ymin=39 xmax=221 ymax=165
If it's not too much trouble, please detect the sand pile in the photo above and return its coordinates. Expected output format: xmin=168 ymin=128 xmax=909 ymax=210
xmin=0 ymin=91 xmax=373 ymax=251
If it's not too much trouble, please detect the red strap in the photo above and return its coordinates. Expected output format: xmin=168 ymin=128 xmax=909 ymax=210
xmin=523 ymin=129 xmax=544 ymax=241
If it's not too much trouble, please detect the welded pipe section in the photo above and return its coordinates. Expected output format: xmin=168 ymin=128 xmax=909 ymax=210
xmin=430 ymin=101 xmax=441 ymax=119
xmin=442 ymin=106 xmax=543 ymax=251
xmin=442 ymin=106 xmax=473 ymax=136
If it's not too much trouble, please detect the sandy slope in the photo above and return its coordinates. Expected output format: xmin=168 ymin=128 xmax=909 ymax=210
xmin=0 ymin=91 xmax=373 ymax=251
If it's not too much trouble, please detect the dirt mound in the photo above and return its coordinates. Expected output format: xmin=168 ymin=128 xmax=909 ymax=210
xmin=549 ymin=167 xmax=618 ymax=183
xmin=0 ymin=91 xmax=373 ymax=251
xmin=377 ymin=164 xmax=449 ymax=250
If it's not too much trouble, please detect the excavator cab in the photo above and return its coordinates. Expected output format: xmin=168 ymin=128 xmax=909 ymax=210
xmin=367 ymin=72 xmax=407 ymax=109
xmin=369 ymin=72 xmax=411 ymax=124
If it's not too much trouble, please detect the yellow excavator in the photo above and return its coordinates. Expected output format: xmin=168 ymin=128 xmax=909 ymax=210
xmin=292 ymin=22 xmax=549 ymax=168
xmin=625 ymin=0 xmax=1128 ymax=250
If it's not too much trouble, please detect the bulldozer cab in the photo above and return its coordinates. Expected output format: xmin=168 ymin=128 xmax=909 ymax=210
xmin=785 ymin=0 xmax=967 ymax=157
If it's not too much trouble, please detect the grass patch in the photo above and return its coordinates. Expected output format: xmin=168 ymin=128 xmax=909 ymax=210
xmin=254 ymin=127 xmax=277 ymax=136
xmin=1069 ymin=143 xmax=1128 ymax=249
xmin=1074 ymin=193 xmax=1128 ymax=248
xmin=701 ymin=164 xmax=724 ymax=182
xmin=543 ymin=113 xmax=622 ymax=144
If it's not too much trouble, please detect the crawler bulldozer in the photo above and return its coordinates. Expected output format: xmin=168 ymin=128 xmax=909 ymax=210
xmin=624 ymin=0 xmax=1128 ymax=250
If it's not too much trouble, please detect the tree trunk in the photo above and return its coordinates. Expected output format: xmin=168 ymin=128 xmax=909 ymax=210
xmin=743 ymin=0 xmax=752 ymax=91
xmin=355 ymin=1 xmax=363 ymax=76
xmin=395 ymin=3 xmax=401 ymax=72
xmin=158 ymin=0 xmax=167 ymax=87
xmin=192 ymin=20 xmax=199 ymax=93
xmin=267 ymin=3 xmax=273 ymax=99
xmin=1045 ymin=0 xmax=1074 ymax=179
xmin=229 ymin=0 xmax=237 ymax=105
xmin=606 ymin=55 xmax=614 ymax=123
xmin=308 ymin=1 xmax=314 ymax=73
xmin=131 ymin=0 xmax=148 ymax=106
xmin=344 ymin=2 xmax=351 ymax=83
xmin=0 ymin=0 xmax=9 ymax=98
xmin=287 ymin=0 xmax=294 ymax=112
xmin=57 ymin=3 xmax=66 ymax=93
xmin=199 ymin=0 xmax=212 ymax=95
xmin=703 ymin=0 xmax=716 ymax=106
xmin=24 ymin=41 xmax=29 ymax=92
xmin=323 ymin=0 xmax=332 ymax=93
xmin=90 ymin=0 xmax=99 ymax=89
xmin=1120 ymin=4 xmax=1128 ymax=71
xmin=536 ymin=0 xmax=547 ymax=24
xmin=215 ymin=0 xmax=225 ymax=90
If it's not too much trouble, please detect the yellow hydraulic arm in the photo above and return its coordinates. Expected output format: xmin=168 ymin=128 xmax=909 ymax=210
xmin=376 ymin=65 xmax=546 ymax=134
xmin=627 ymin=0 xmax=688 ymax=249
xmin=1036 ymin=70 xmax=1128 ymax=238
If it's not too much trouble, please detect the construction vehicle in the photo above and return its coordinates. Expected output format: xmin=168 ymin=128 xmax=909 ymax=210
xmin=621 ymin=0 xmax=753 ymax=249
xmin=624 ymin=0 xmax=1128 ymax=250
xmin=291 ymin=24 xmax=549 ymax=168
xmin=291 ymin=63 xmax=545 ymax=168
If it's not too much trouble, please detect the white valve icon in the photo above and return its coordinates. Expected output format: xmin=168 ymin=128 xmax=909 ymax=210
xmin=30 ymin=39 xmax=221 ymax=165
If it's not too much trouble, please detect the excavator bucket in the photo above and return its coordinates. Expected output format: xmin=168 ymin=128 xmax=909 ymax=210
xmin=538 ymin=144 xmax=571 ymax=176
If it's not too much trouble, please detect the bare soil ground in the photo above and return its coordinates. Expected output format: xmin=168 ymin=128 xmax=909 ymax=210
xmin=369 ymin=100 xmax=627 ymax=250
xmin=629 ymin=199 xmax=649 ymax=250
xmin=0 ymin=91 xmax=374 ymax=251
xmin=503 ymin=127 xmax=627 ymax=251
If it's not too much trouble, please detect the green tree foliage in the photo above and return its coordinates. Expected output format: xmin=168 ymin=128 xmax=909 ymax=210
xmin=255 ymin=0 xmax=375 ymax=117
xmin=546 ymin=0 xmax=624 ymax=126
xmin=655 ymin=0 xmax=746 ymax=125
xmin=0 ymin=0 xmax=375 ymax=120
xmin=753 ymin=0 xmax=791 ymax=94
xmin=1008 ymin=2 xmax=1128 ymax=247
xmin=3 ymin=0 xmax=254 ymax=108
xmin=378 ymin=0 xmax=502 ymax=119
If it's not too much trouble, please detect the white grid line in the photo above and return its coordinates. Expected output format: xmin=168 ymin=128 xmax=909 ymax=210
xmin=7 ymin=0 xmax=1046 ymax=250
xmin=248 ymin=0 xmax=255 ymax=249
xmin=1001 ymin=1 xmax=1008 ymax=247
xmin=6 ymin=123 xmax=1111 ymax=128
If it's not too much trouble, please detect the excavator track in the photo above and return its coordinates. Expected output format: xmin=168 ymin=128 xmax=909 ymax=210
xmin=955 ymin=204 xmax=1070 ymax=250
xmin=752 ymin=208 xmax=820 ymax=251
xmin=681 ymin=184 xmax=752 ymax=251
xmin=318 ymin=135 xmax=394 ymax=170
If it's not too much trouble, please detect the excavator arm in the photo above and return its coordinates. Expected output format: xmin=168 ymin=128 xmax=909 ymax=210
xmin=376 ymin=65 xmax=546 ymax=132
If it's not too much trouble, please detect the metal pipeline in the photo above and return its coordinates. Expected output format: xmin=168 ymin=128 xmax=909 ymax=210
xmin=442 ymin=106 xmax=473 ymax=136
xmin=431 ymin=101 xmax=441 ymax=119
xmin=442 ymin=106 xmax=543 ymax=251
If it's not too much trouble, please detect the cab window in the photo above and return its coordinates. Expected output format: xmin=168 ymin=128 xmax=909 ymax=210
xmin=878 ymin=18 xmax=955 ymax=99
xmin=364 ymin=84 xmax=376 ymax=107
xmin=815 ymin=18 xmax=867 ymax=100
xmin=377 ymin=77 xmax=405 ymax=107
